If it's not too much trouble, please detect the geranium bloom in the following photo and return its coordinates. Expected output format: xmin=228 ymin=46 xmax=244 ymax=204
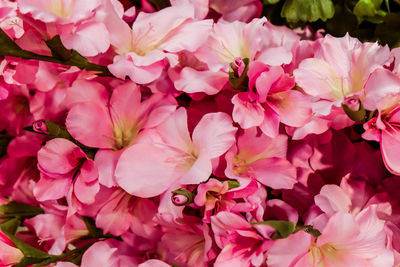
xmin=34 ymin=138 xmax=99 ymax=205
xmin=108 ymin=4 xmax=212 ymax=84
xmin=294 ymin=34 xmax=391 ymax=134
xmin=66 ymin=81 xmax=176 ymax=187
xmin=115 ymin=107 xmax=236 ymax=197
xmin=232 ymin=62 xmax=311 ymax=137
xmin=363 ymin=68 xmax=400 ymax=175
xmin=225 ymin=127 xmax=297 ymax=189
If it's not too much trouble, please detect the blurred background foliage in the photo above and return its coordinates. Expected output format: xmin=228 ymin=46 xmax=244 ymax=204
xmin=262 ymin=0 xmax=400 ymax=48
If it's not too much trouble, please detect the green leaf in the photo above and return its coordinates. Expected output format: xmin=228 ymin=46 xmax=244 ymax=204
xmin=375 ymin=12 xmax=400 ymax=48
xmin=250 ymin=220 xmax=296 ymax=239
xmin=229 ymin=58 xmax=250 ymax=91
xmin=281 ymin=0 xmax=335 ymax=22
xmin=0 ymin=217 xmax=21 ymax=234
xmin=0 ymin=202 xmax=44 ymax=218
xmin=353 ymin=0 xmax=386 ymax=23
xmin=264 ymin=0 xmax=281 ymax=4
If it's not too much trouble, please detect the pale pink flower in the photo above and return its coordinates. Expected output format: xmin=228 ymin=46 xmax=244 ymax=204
xmin=173 ymin=18 xmax=299 ymax=94
xmin=115 ymin=107 xmax=236 ymax=197
xmin=225 ymin=127 xmax=297 ymax=189
xmin=294 ymin=34 xmax=391 ymax=133
xmin=66 ymin=81 xmax=176 ymax=187
xmin=108 ymin=4 xmax=212 ymax=84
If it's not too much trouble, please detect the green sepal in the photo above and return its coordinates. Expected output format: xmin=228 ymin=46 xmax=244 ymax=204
xmin=250 ymin=220 xmax=296 ymax=239
xmin=342 ymin=99 xmax=367 ymax=122
xmin=295 ymin=225 xmax=322 ymax=238
xmin=0 ymin=217 xmax=21 ymax=234
xmin=227 ymin=180 xmax=240 ymax=189
xmin=281 ymin=0 xmax=335 ymax=22
xmin=229 ymin=58 xmax=250 ymax=92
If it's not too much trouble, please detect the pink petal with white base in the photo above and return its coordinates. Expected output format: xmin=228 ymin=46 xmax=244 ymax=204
xmin=364 ymin=68 xmax=400 ymax=110
xmin=314 ymin=184 xmax=351 ymax=215
xmin=192 ymin=112 xmax=237 ymax=158
xmin=37 ymin=138 xmax=82 ymax=175
xmin=381 ymin=130 xmax=400 ymax=175
xmin=60 ymin=22 xmax=110 ymax=57
xmin=294 ymin=58 xmax=342 ymax=100
xmin=232 ymin=93 xmax=264 ymax=129
xmin=272 ymin=90 xmax=312 ymax=127
xmin=115 ymin=144 xmax=180 ymax=197
xmin=108 ymin=55 xmax=164 ymax=84
xmin=66 ymin=102 xmax=114 ymax=148
xmin=173 ymin=68 xmax=228 ymax=95
xmin=249 ymin=158 xmax=297 ymax=189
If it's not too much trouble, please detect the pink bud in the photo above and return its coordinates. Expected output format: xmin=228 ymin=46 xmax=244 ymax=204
xmin=343 ymin=97 xmax=360 ymax=111
xmin=171 ymin=194 xmax=188 ymax=206
xmin=232 ymin=57 xmax=245 ymax=76
xmin=33 ymin=120 xmax=48 ymax=134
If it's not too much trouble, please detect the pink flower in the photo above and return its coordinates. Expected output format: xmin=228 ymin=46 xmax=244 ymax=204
xmin=66 ymin=81 xmax=176 ymax=187
xmin=173 ymin=18 xmax=298 ymax=94
xmin=108 ymin=4 xmax=212 ymax=84
xmin=0 ymin=230 xmax=24 ymax=266
xmin=34 ymin=138 xmax=99 ymax=205
xmin=294 ymin=34 xmax=391 ymax=133
xmin=159 ymin=214 xmax=216 ymax=266
xmin=363 ymin=68 xmax=400 ymax=175
xmin=211 ymin=211 xmax=272 ymax=266
xmin=225 ymin=127 xmax=297 ymax=189
xmin=232 ymin=63 xmax=311 ymax=137
xmin=115 ymin=107 xmax=237 ymax=197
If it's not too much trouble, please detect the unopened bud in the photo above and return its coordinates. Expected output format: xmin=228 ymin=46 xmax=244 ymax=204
xmin=231 ymin=57 xmax=245 ymax=77
xmin=33 ymin=120 xmax=48 ymax=134
xmin=171 ymin=188 xmax=194 ymax=206
xmin=343 ymin=97 xmax=360 ymax=112
xmin=342 ymin=97 xmax=366 ymax=122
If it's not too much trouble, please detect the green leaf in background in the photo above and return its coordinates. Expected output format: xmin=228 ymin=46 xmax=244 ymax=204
xmin=0 ymin=132 xmax=13 ymax=158
xmin=264 ymin=0 xmax=281 ymax=4
xmin=375 ymin=12 xmax=400 ymax=47
xmin=353 ymin=0 xmax=387 ymax=23
xmin=281 ymin=0 xmax=335 ymax=22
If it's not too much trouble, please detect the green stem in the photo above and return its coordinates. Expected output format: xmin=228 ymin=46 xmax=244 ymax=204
xmin=0 ymin=29 xmax=113 ymax=77
xmin=33 ymin=243 xmax=94 ymax=267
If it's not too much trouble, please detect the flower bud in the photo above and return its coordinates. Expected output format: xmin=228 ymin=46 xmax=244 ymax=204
xmin=33 ymin=120 xmax=48 ymax=134
xmin=342 ymin=97 xmax=366 ymax=122
xmin=343 ymin=97 xmax=360 ymax=111
xmin=171 ymin=188 xmax=194 ymax=206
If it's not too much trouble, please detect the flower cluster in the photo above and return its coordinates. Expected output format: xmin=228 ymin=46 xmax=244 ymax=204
xmin=0 ymin=0 xmax=400 ymax=266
